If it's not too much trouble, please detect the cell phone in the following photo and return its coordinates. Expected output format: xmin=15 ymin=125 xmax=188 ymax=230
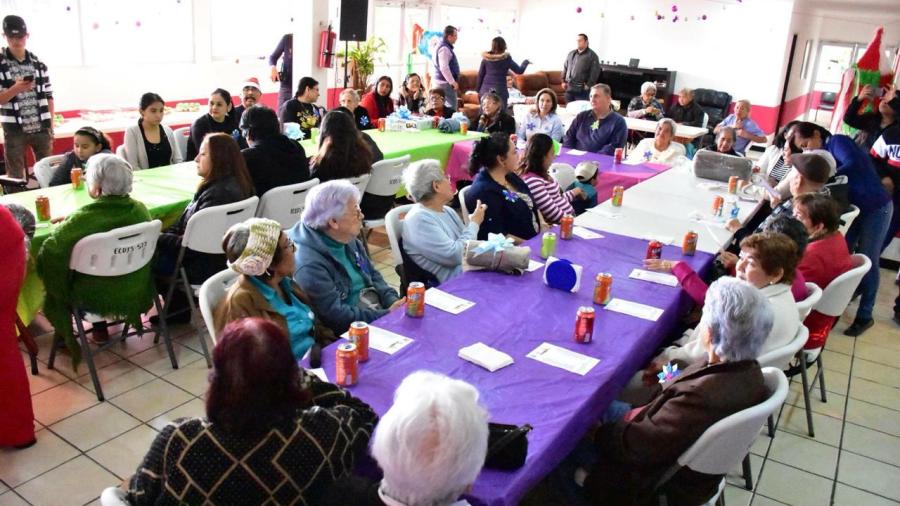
xmin=874 ymin=87 xmax=885 ymax=98
xmin=22 ymin=75 xmax=34 ymax=82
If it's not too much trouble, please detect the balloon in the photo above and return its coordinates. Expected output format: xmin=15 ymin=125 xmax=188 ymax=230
xmin=671 ymin=5 xmax=678 ymax=12
xmin=576 ymin=6 xmax=582 ymax=13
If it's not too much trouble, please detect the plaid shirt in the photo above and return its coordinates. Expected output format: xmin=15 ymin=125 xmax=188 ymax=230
xmin=0 ymin=47 xmax=53 ymax=133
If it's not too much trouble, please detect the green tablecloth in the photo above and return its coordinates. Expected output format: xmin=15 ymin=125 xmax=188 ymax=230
xmin=1 ymin=162 xmax=200 ymax=323
xmin=300 ymin=129 xmax=485 ymax=169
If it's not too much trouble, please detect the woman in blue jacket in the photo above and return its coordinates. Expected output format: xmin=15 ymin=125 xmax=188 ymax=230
xmin=476 ymin=36 xmax=530 ymax=110
xmin=793 ymin=121 xmax=892 ymax=336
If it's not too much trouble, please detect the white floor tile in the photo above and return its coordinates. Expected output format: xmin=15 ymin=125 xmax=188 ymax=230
xmin=49 ymin=403 xmax=140 ymax=452
xmin=87 ymin=425 xmax=159 ymax=480
xmin=845 ymin=398 xmax=900 ymax=437
xmin=766 ymin=430 xmax=838 ymax=479
xmin=0 ymin=491 xmax=29 ymax=506
xmin=74 ymin=360 xmax=156 ymax=399
xmin=755 ymin=460 xmax=833 ymax=506
xmin=833 ymin=483 xmax=900 ymax=505
xmin=30 ymin=381 xmax=99 ymax=426
xmin=852 ymin=358 xmax=900 ymax=389
xmin=848 ymin=377 xmax=900 ymax=411
xmin=838 ymin=451 xmax=900 ymax=501
xmin=147 ymin=397 xmax=205 ymax=431
xmin=842 ymin=422 xmax=900 ymax=468
xmin=160 ymin=359 xmax=211 ymax=396
xmin=0 ymin=429 xmax=79 ymax=487
xmin=109 ymin=379 xmax=193 ymax=422
xmin=15 ymin=456 xmax=117 ymax=506
xmin=127 ymin=343 xmax=201 ymax=376
xmin=855 ymin=342 xmax=900 ymax=369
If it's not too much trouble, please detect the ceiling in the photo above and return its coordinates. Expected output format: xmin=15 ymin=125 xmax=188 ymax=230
xmin=793 ymin=0 xmax=900 ymax=23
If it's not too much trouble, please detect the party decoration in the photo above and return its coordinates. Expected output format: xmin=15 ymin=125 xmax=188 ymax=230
xmin=831 ymin=27 xmax=896 ymax=135
xmin=92 ymin=22 xmax=99 ymax=29
xmin=411 ymin=23 xmax=424 ymax=51
xmin=135 ymin=20 xmax=141 ymax=27
xmin=543 ymin=258 xmax=583 ymax=293
xmin=66 ymin=6 xmax=71 ymax=11
xmin=672 ymin=15 xmax=678 ymax=22
xmin=671 ymin=5 xmax=678 ymax=11
xmin=590 ymin=120 xmax=599 ymax=130
xmin=283 ymin=122 xmax=305 ymax=141
xmin=576 ymin=6 xmax=582 ymax=13
xmin=630 ymin=15 xmax=635 ymax=20
xmin=417 ymin=29 xmax=443 ymax=58
xmin=701 ymin=14 xmax=708 ymax=20
xmin=473 ymin=233 xmax=515 ymax=255
xmin=657 ymin=362 xmax=681 ymax=383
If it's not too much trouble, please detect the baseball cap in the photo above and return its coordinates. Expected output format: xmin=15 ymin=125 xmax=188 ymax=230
xmin=241 ymin=77 xmax=261 ymax=91
xmin=792 ymin=153 xmax=831 ymax=184
xmin=3 ymin=15 xmax=26 ymax=37
xmin=575 ymin=161 xmax=598 ymax=182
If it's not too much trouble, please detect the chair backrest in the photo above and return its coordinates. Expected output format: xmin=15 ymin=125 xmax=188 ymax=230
xmin=757 ymin=324 xmax=809 ymax=371
xmin=566 ymin=100 xmax=592 ymax=113
xmin=701 ymin=112 xmax=709 ymax=129
xmin=796 ymin=282 xmax=822 ymax=320
xmin=820 ymin=92 xmax=837 ymax=106
xmin=182 ymin=196 xmax=260 ymax=254
xmin=671 ymin=368 xmax=788 ymax=477
xmin=549 ymin=163 xmax=576 ymax=190
xmin=255 ymin=178 xmax=319 ymax=230
xmin=173 ymin=126 xmax=191 ymax=161
xmin=115 ymin=144 xmax=126 ymax=158
xmin=838 ymin=205 xmax=860 ymax=236
xmin=365 ymin=155 xmax=411 ymax=197
xmin=198 ymin=268 xmax=240 ymax=345
xmin=33 ymin=154 xmax=67 ymax=188
xmin=458 ymin=185 xmax=471 ymax=224
xmin=813 ymin=253 xmax=871 ymax=317
xmin=347 ymin=173 xmax=371 ymax=195
xmin=69 ymin=220 xmax=162 ymax=276
xmin=385 ymin=204 xmax=414 ymax=266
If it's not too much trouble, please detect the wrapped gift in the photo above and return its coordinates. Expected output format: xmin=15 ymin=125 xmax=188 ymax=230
xmin=542 ymin=256 xmax=583 ymax=293
xmin=463 ymin=233 xmax=531 ymax=273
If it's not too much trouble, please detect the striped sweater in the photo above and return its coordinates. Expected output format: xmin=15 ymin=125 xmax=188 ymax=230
xmin=0 ymin=48 xmax=52 ymax=132
xmin=521 ymin=172 xmax=576 ymax=224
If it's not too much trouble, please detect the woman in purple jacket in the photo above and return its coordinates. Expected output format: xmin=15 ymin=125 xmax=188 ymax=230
xmin=476 ymin=37 xmax=530 ymax=110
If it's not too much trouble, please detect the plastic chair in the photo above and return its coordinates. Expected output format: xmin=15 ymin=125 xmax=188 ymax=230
xmin=459 ymin=185 xmax=472 ymax=224
xmin=33 ymin=154 xmax=66 ymax=188
xmin=755 ymin=325 xmax=808 ymax=443
xmin=100 ymin=487 xmax=129 ymax=506
xmin=384 ymin=204 xmax=414 ymax=268
xmin=173 ymin=126 xmax=191 ymax=161
xmin=347 ymin=173 xmax=371 ymax=196
xmin=796 ymin=282 xmax=822 ymax=320
xmin=159 ymin=196 xmax=259 ymax=367
xmin=654 ymin=368 xmax=789 ymax=504
xmin=115 ymin=144 xmax=126 ymax=158
xmin=361 ymin=155 xmax=411 ymax=233
xmin=814 ymin=92 xmax=837 ymax=122
xmin=198 ymin=269 xmax=240 ymax=346
xmin=549 ymin=163 xmax=577 ymax=191
xmin=838 ymin=205 xmax=860 ymax=236
xmin=47 ymin=220 xmax=179 ymax=401
xmin=255 ymin=178 xmax=319 ymax=230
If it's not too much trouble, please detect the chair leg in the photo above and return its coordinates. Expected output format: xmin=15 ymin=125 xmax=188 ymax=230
xmin=16 ymin=317 xmax=39 ymax=375
xmin=799 ymin=352 xmax=815 ymax=437
xmin=47 ymin=333 xmax=61 ymax=369
xmin=767 ymin=414 xmax=775 ymax=438
xmin=153 ymin=296 xmax=179 ymax=370
xmin=180 ymin=268 xmax=211 ymax=368
xmin=73 ymin=309 xmax=105 ymax=401
xmin=816 ymin=353 xmax=827 ymax=403
xmin=741 ymin=453 xmax=753 ymax=490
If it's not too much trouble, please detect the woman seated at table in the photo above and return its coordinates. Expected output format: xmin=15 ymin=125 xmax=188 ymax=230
xmin=401 ymin=159 xmax=485 ymax=283
xmin=582 ymin=277 xmax=771 ymax=505
xmin=698 ymin=127 xmax=740 ymax=157
xmin=185 ymin=88 xmax=238 ymax=160
xmin=113 ymin=318 xmax=377 ymax=506
xmin=154 ymin=133 xmax=255 ymax=323
xmin=423 ymin=88 xmax=453 ymax=119
xmin=338 ymin=88 xmax=373 ymax=130
xmin=626 ymin=81 xmax=665 ymax=121
xmin=754 ymin=121 xmax=800 ymax=187
xmin=289 ymin=180 xmax=404 ymax=335
xmin=398 ymin=73 xmax=426 ymax=114
xmin=360 ymin=76 xmax=395 ymax=123
xmin=713 ymin=99 xmax=767 ymax=156
xmin=47 ymin=127 xmax=112 ymax=187
xmin=626 ymin=118 xmax=686 ymax=164
xmin=37 ymin=154 xmax=153 ymax=355
xmin=517 ymin=88 xmax=565 ymax=143
xmin=464 ymin=133 xmax=540 ymax=242
xmin=215 ymin=218 xmax=333 ymax=359
xmin=123 ymin=92 xmax=183 ymax=170
xmin=239 ymin=105 xmax=309 ymax=197
xmin=476 ymin=91 xmax=516 ymax=137
xmin=519 ymin=133 xmax=585 ymax=223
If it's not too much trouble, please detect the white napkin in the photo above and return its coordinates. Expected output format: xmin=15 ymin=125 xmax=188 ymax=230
xmin=458 ymin=342 xmax=515 ymax=372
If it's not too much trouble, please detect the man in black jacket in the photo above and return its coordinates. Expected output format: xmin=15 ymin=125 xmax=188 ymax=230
xmin=240 ymin=105 xmax=309 ymax=197
xmin=562 ymin=34 xmax=601 ymax=103
xmin=667 ymin=88 xmax=705 ymax=128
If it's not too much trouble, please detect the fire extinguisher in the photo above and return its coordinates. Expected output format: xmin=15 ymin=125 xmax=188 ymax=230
xmin=319 ymin=24 xmax=336 ymax=68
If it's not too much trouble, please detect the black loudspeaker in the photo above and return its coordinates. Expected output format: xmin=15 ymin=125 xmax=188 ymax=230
xmin=339 ymin=0 xmax=368 ymax=42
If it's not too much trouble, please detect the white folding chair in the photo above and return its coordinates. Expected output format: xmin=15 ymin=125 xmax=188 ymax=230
xmin=796 ymin=282 xmax=822 ymax=320
xmin=549 ymin=163 xmax=576 ymax=191
xmin=838 ymin=205 xmax=860 ymax=236
xmin=385 ymin=204 xmax=414 ymax=268
xmin=347 ymin=173 xmax=371 ymax=195
xmin=755 ymin=325 xmax=808 ymax=442
xmin=362 ymin=155 xmax=411 ymax=228
xmin=46 ymin=220 xmax=178 ymax=401
xmin=654 ymin=368 xmax=789 ymax=504
xmin=255 ymin=178 xmax=319 ymax=230
xmin=458 ymin=185 xmax=472 ymax=224
xmin=100 ymin=487 xmax=129 ymax=506
xmin=115 ymin=144 xmax=126 ymax=158
xmin=198 ymin=269 xmax=240 ymax=345
xmin=173 ymin=126 xmax=191 ymax=161
xmin=33 ymin=154 xmax=66 ymax=188
xmin=160 ymin=196 xmax=259 ymax=366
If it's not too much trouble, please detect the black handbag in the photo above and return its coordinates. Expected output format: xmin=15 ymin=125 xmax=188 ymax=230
xmin=485 ymin=423 xmax=532 ymax=470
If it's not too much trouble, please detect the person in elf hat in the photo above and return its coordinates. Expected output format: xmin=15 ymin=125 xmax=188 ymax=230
xmin=234 ymin=77 xmax=262 ymax=119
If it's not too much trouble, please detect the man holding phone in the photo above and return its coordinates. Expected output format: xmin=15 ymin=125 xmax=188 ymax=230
xmin=0 ymin=15 xmax=54 ymax=180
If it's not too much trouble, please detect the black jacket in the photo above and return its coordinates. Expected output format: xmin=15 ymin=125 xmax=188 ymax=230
xmin=241 ymin=135 xmax=309 ymax=196
xmin=667 ymin=101 xmax=706 ymax=128
xmin=477 ymin=111 xmax=517 ymax=136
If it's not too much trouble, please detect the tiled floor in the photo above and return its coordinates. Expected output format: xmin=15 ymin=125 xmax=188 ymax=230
xmin=2 ymin=232 xmax=900 ymax=505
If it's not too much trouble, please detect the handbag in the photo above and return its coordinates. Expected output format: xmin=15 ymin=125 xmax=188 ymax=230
xmin=485 ymin=423 xmax=532 ymax=470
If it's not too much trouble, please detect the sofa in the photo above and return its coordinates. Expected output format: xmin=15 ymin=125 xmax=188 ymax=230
xmin=454 ymin=69 xmax=568 ymax=126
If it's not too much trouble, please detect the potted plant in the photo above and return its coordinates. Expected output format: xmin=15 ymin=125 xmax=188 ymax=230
xmin=338 ymin=37 xmax=387 ymax=90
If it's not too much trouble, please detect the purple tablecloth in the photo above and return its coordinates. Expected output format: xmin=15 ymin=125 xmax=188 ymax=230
xmin=308 ymin=230 xmax=713 ymax=505
xmin=446 ymin=141 xmax=670 ymax=202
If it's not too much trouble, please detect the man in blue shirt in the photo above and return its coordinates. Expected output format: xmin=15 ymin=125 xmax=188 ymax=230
xmin=563 ymin=84 xmax=627 ymax=155
xmin=713 ymin=99 xmax=767 ymax=155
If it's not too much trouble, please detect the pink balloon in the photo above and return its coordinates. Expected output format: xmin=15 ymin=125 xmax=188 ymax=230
xmin=576 ymin=6 xmax=582 ymax=13
xmin=672 ymin=5 xmax=678 ymax=12
xmin=701 ymin=14 xmax=707 ymax=20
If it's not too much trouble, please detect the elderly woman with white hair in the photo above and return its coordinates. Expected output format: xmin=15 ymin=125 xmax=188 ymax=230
xmin=626 ymin=81 xmax=664 ymax=121
xmin=578 ymin=277 xmax=772 ymax=505
xmin=322 ymin=371 xmax=489 ymax=506
xmin=36 ymin=154 xmax=153 ymax=358
xmin=626 ymin=118 xmax=686 ymax=164
xmin=339 ymin=87 xmax=374 ymax=130
xmin=713 ymin=99 xmax=767 ymax=156
xmin=401 ymin=160 xmax=486 ymax=283
xmin=289 ymin=180 xmax=403 ymax=335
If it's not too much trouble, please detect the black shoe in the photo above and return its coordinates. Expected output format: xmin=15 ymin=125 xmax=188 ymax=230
xmin=894 ymin=310 xmax=900 ymax=326
xmin=844 ymin=318 xmax=874 ymax=337
xmin=13 ymin=438 xmax=37 ymax=449
xmin=149 ymin=311 xmax=191 ymax=327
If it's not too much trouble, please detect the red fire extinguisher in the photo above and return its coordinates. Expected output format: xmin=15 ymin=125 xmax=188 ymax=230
xmin=319 ymin=24 xmax=336 ymax=68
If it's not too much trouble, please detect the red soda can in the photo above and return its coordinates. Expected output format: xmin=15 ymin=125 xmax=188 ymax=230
xmin=728 ymin=176 xmax=739 ymax=194
xmin=646 ymin=240 xmax=663 ymax=260
xmin=377 ymin=118 xmax=386 ymax=132
xmin=335 ymin=343 xmax=359 ymax=386
xmin=611 ymin=185 xmax=624 ymax=207
xmin=35 ymin=195 xmax=51 ymax=222
xmin=593 ymin=273 xmax=613 ymax=305
xmin=559 ymin=214 xmax=574 ymax=240
xmin=406 ymin=282 xmax=426 ymax=318
xmin=348 ymin=321 xmax=369 ymax=362
xmin=712 ymin=195 xmax=724 ymax=216
xmin=574 ymin=306 xmax=595 ymax=343
xmin=682 ymin=230 xmax=698 ymax=256
xmin=614 ymin=147 xmax=624 ymax=163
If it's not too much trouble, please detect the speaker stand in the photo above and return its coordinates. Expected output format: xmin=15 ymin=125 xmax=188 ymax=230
xmin=343 ymin=41 xmax=349 ymax=88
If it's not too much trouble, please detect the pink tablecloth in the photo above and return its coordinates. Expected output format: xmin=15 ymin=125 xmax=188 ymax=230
xmin=446 ymin=141 xmax=670 ymax=203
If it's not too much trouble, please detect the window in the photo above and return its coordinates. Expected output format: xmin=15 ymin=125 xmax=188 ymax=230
xmin=210 ymin=0 xmax=292 ymax=61
xmin=0 ymin=0 xmax=84 ymax=66
xmin=439 ymin=5 xmax=517 ymax=68
xmin=371 ymin=2 xmax=432 ymax=90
